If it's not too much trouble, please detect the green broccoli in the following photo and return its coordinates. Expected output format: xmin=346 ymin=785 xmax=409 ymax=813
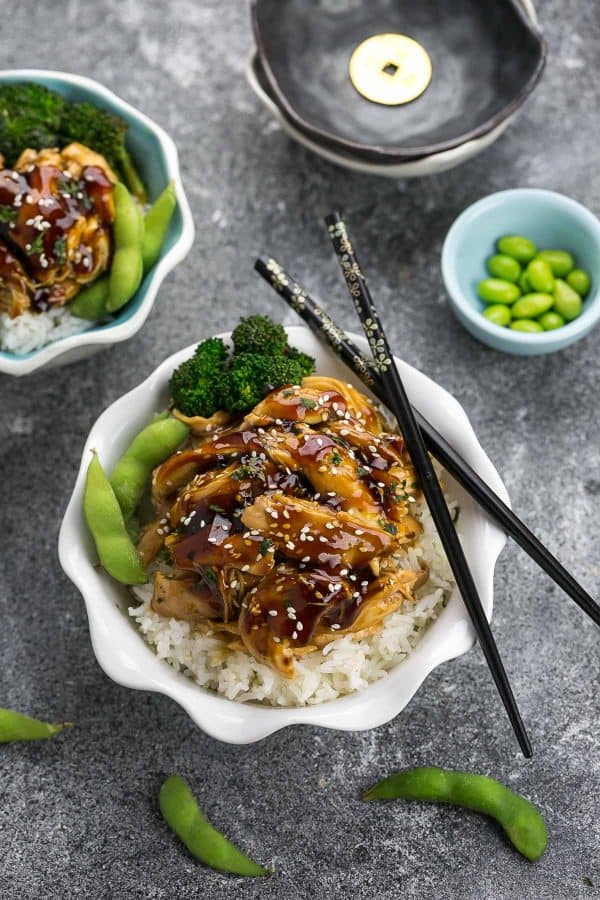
xmin=231 ymin=315 xmax=288 ymax=356
xmin=59 ymin=101 xmax=147 ymax=202
xmin=224 ymin=352 xmax=311 ymax=413
xmin=170 ymin=337 xmax=228 ymax=417
xmin=0 ymin=83 xmax=66 ymax=164
xmin=285 ymin=345 xmax=315 ymax=378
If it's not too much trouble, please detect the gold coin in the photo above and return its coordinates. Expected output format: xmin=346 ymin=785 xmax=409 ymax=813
xmin=349 ymin=33 xmax=432 ymax=106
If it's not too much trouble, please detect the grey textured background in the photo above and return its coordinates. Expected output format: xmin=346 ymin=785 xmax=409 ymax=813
xmin=0 ymin=1 xmax=599 ymax=898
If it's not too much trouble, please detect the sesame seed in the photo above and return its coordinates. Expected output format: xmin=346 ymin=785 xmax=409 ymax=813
xmin=268 ymin=609 xmax=278 ymax=617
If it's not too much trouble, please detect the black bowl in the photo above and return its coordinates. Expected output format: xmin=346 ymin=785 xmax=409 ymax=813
xmin=251 ymin=0 xmax=546 ymax=163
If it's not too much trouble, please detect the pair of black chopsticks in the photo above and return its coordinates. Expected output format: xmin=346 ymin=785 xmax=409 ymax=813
xmin=255 ymin=212 xmax=600 ymax=758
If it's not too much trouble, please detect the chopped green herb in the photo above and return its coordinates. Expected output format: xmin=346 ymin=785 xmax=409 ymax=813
xmin=0 ymin=204 xmax=17 ymax=224
xmin=26 ymin=233 xmax=44 ymax=256
xmin=233 ymin=460 xmax=264 ymax=481
xmin=330 ymin=451 xmax=342 ymax=466
xmin=259 ymin=538 xmax=273 ymax=556
xmin=356 ymin=466 xmax=370 ymax=478
xmin=209 ymin=504 xmax=226 ymax=514
xmin=53 ymin=235 xmax=67 ymax=265
xmin=379 ymin=518 xmax=398 ymax=535
xmin=203 ymin=566 xmax=217 ymax=584
xmin=282 ymin=389 xmax=295 ymax=398
xmin=299 ymin=397 xmax=317 ymax=410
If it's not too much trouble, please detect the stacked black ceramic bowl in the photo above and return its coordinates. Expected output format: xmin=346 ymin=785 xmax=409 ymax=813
xmin=247 ymin=0 xmax=547 ymax=177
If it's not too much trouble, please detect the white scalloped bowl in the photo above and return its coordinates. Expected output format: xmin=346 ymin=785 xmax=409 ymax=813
xmin=59 ymin=326 xmax=509 ymax=743
xmin=0 ymin=69 xmax=194 ymax=376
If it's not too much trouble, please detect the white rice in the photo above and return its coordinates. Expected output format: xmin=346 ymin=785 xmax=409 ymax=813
xmin=0 ymin=306 xmax=91 ymax=354
xmin=128 ymin=492 xmax=458 ymax=707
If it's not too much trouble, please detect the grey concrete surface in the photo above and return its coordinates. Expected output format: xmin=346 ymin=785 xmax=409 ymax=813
xmin=0 ymin=1 xmax=599 ymax=898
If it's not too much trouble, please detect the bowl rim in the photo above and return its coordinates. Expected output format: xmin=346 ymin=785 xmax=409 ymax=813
xmin=58 ymin=326 xmax=510 ymax=744
xmin=0 ymin=68 xmax=195 ymax=377
xmin=250 ymin=0 xmax=547 ymax=162
xmin=441 ymin=188 xmax=600 ymax=351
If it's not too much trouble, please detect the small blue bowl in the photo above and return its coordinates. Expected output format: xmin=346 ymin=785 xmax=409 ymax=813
xmin=441 ymin=189 xmax=600 ymax=355
xmin=0 ymin=69 xmax=194 ymax=376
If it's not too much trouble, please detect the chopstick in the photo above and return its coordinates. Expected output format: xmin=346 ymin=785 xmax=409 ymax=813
xmin=254 ymin=256 xmax=600 ymax=630
xmin=322 ymin=210 xmax=532 ymax=757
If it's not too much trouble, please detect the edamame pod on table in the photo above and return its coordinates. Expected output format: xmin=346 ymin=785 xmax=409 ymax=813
xmin=496 ymin=235 xmax=537 ymax=263
xmin=83 ymin=450 xmax=148 ymax=585
xmin=69 ymin=274 xmax=110 ymax=320
xmin=486 ymin=254 xmax=521 ymax=283
xmin=159 ymin=774 xmax=271 ymax=876
xmin=535 ymin=249 xmax=574 ymax=277
xmin=106 ymin=182 xmax=144 ymax=314
xmin=553 ymin=278 xmax=583 ymax=321
xmin=0 ymin=707 xmax=72 ymax=743
xmin=363 ymin=767 xmax=548 ymax=863
xmin=477 ymin=279 xmax=520 ymax=305
xmin=110 ymin=416 xmax=190 ymax=523
xmin=566 ymin=268 xmax=591 ymax=297
xmin=142 ymin=180 xmax=177 ymax=273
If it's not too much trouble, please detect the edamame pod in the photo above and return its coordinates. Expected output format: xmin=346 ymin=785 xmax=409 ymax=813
xmin=142 ymin=180 xmax=177 ymax=273
xmin=519 ymin=270 xmax=532 ymax=294
xmin=511 ymin=293 xmax=554 ymax=319
xmin=477 ymin=279 xmax=520 ymax=305
xmin=553 ymin=278 xmax=583 ymax=321
xmin=539 ymin=311 xmax=565 ymax=331
xmin=496 ymin=235 xmax=537 ymax=263
xmin=483 ymin=304 xmax=511 ymax=327
xmin=110 ymin=416 xmax=190 ymax=522
xmin=535 ymin=249 xmax=574 ymax=277
xmin=363 ymin=767 xmax=548 ymax=863
xmin=159 ymin=774 xmax=271 ymax=876
xmin=83 ymin=450 xmax=148 ymax=584
xmin=69 ymin=274 xmax=110 ymax=320
xmin=486 ymin=254 xmax=521 ymax=283
xmin=526 ymin=259 xmax=554 ymax=293
xmin=0 ymin=707 xmax=72 ymax=743
xmin=510 ymin=320 xmax=544 ymax=333
xmin=566 ymin=268 xmax=591 ymax=297
xmin=106 ymin=182 xmax=144 ymax=313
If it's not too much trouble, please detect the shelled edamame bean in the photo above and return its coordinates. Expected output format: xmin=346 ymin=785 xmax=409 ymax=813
xmin=475 ymin=233 xmax=591 ymax=335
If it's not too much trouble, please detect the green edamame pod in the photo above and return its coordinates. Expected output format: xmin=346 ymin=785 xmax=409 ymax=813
xmin=566 ymin=268 xmax=591 ymax=297
xmin=526 ymin=259 xmax=554 ymax=294
xmin=0 ymin=707 xmax=72 ymax=743
xmin=363 ymin=767 xmax=548 ymax=863
xmin=477 ymin=279 xmax=520 ymax=305
xmin=496 ymin=235 xmax=537 ymax=263
xmin=539 ymin=311 xmax=565 ymax=331
xmin=486 ymin=254 xmax=521 ymax=283
xmin=535 ymin=249 xmax=574 ymax=277
xmin=110 ymin=416 xmax=190 ymax=522
xmin=159 ymin=774 xmax=271 ymax=876
xmin=510 ymin=319 xmax=544 ymax=333
xmin=511 ymin=293 xmax=554 ymax=319
xmin=553 ymin=278 xmax=583 ymax=321
xmin=142 ymin=180 xmax=177 ymax=273
xmin=106 ymin=182 xmax=144 ymax=313
xmin=483 ymin=304 xmax=511 ymax=327
xmin=69 ymin=274 xmax=110 ymax=320
xmin=519 ymin=270 xmax=532 ymax=294
xmin=83 ymin=450 xmax=147 ymax=585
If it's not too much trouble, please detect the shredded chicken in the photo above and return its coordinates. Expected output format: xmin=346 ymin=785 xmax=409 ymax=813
xmin=144 ymin=377 xmax=426 ymax=678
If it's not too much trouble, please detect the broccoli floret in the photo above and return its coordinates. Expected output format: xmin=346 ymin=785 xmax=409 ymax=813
xmin=231 ymin=315 xmax=288 ymax=356
xmin=0 ymin=83 xmax=66 ymax=164
xmin=170 ymin=337 xmax=228 ymax=417
xmin=285 ymin=345 xmax=315 ymax=378
xmin=224 ymin=352 xmax=308 ymax=413
xmin=60 ymin=101 xmax=147 ymax=202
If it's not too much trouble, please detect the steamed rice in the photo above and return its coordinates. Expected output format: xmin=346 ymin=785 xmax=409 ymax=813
xmin=129 ymin=491 xmax=458 ymax=707
xmin=0 ymin=306 xmax=90 ymax=354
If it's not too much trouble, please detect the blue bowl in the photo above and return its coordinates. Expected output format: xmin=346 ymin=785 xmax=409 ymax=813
xmin=441 ymin=189 xmax=600 ymax=355
xmin=0 ymin=69 xmax=194 ymax=376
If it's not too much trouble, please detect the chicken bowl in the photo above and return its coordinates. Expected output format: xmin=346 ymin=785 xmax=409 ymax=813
xmin=59 ymin=327 xmax=509 ymax=743
xmin=0 ymin=70 xmax=193 ymax=376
